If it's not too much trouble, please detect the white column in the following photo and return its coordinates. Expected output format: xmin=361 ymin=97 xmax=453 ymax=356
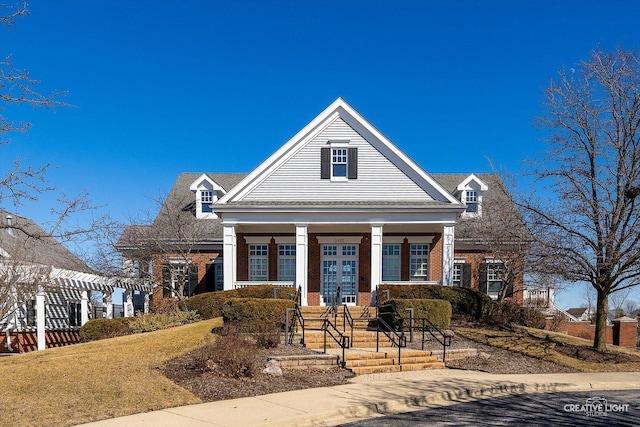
xmin=81 ymin=290 xmax=89 ymax=325
xmin=295 ymin=224 xmax=308 ymax=306
xmin=370 ymin=225 xmax=383 ymax=295
xmin=223 ymin=223 xmax=237 ymax=291
xmin=144 ymin=292 xmax=150 ymax=314
xmin=442 ymin=224 xmax=455 ymax=286
xmin=124 ymin=292 xmax=134 ymax=317
xmin=36 ymin=289 xmax=46 ymax=351
xmin=104 ymin=292 xmax=113 ymax=319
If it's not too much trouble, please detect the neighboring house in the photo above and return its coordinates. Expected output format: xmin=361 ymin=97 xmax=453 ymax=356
xmin=566 ymin=307 xmax=594 ymax=322
xmin=0 ymin=211 xmax=151 ymax=352
xmin=118 ymin=98 xmax=531 ymax=306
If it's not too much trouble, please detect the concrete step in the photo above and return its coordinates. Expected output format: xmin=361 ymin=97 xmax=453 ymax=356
xmin=342 ymin=348 xmax=445 ymax=374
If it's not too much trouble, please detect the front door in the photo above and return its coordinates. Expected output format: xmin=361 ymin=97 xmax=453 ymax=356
xmin=321 ymin=244 xmax=358 ymax=305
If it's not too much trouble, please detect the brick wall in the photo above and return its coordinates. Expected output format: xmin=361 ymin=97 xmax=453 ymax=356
xmin=613 ymin=318 xmax=638 ymax=347
xmin=429 ymin=234 xmax=443 ymax=282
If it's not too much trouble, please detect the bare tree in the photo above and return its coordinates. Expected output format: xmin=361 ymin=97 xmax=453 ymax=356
xmin=456 ymin=174 xmax=532 ymax=302
xmin=116 ymin=193 xmax=209 ymax=301
xmin=0 ymin=2 xmax=107 ymax=325
xmin=522 ymin=48 xmax=640 ymax=351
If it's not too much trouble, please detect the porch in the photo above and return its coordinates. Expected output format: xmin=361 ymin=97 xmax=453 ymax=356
xmin=225 ymin=222 xmax=456 ymax=306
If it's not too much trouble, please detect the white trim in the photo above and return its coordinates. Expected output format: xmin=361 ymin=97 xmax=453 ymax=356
xmin=371 ymin=225 xmax=383 ymax=293
xmin=223 ymin=224 xmax=236 ymax=291
xmin=274 ymin=236 xmax=296 ymax=244
xmin=216 ymin=98 xmax=463 ymax=206
xmin=244 ymin=236 xmax=272 ymax=244
xmin=456 ymin=173 xmax=489 ymax=192
xmin=316 ymin=236 xmax=364 ymax=245
xmin=441 ymin=224 xmax=455 ymax=286
xmin=405 ymin=236 xmax=434 ymax=244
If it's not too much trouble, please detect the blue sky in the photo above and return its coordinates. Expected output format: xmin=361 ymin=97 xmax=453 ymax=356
xmin=2 ymin=0 xmax=639 ymax=308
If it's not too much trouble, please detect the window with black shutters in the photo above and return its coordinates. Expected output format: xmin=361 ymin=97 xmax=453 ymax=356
xmin=321 ymin=146 xmax=357 ymax=180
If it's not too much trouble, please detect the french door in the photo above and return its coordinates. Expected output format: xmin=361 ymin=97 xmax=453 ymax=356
xmin=321 ymin=244 xmax=358 ymax=305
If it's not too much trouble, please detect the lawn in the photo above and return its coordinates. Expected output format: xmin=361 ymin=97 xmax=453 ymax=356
xmin=455 ymin=325 xmax=640 ymax=372
xmin=0 ymin=318 xmax=222 ymax=427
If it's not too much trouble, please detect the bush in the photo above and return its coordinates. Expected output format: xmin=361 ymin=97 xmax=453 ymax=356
xmin=379 ymin=284 xmax=493 ymax=319
xmin=128 ymin=310 xmax=201 ymax=333
xmin=195 ymin=333 xmax=261 ymax=378
xmin=79 ymin=317 xmax=133 ymax=342
xmin=179 ymin=286 xmax=297 ymax=319
xmin=387 ymin=299 xmax=452 ymax=330
xmin=485 ymin=301 xmax=546 ymax=329
xmin=221 ymin=298 xmax=295 ymax=327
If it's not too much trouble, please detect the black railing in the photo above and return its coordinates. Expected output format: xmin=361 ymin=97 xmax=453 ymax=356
xmin=286 ymin=286 xmax=304 ymax=346
xmin=322 ymin=317 xmax=349 ymax=368
xmin=415 ymin=317 xmax=453 ymax=363
xmin=375 ymin=315 xmax=406 ymax=367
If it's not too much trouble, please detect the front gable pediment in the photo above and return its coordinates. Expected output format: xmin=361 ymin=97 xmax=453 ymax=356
xmin=217 ymin=98 xmax=461 ymax=208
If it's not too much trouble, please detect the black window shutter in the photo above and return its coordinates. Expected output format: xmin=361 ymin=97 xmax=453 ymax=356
xmin=348 ymin=147 xmax=358 ymax=179
xmin=186 ymin=264 xmax=199 ymax=297
xmin=162 ymin=266 xmax=171 ymax=298
xmin=205 ymin=263 xmax=215 ymax=292
xmin=321 ymin=147 xmax=330 ymax=179
xmin=478 ymin=263 xmax=488 ymax=294
xmin=462 ymin=263 xmax=472 ymax=288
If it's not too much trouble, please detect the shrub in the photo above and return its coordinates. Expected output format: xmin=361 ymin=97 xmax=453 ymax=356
xmin=179 ymin=292 xmax=230 ymax=319
xmin=179 ymin=286 xmax=297 ymax=319
xmin=128 ymin=310 xmax=201 ymax=333
xmin=79 ymin=317 xmax=133 ymax=342
xmin=379 ymin=284 xmax=493 ymax=319
xmin=235 ymin=285 xmax=297 ymax=300
xmin=221 ymin=298 xmax=295 ymax=328
xmin=388 ymin=299 xmax=452 ymax=330
xmin=485 ymin=301 xmax=546 ymax=329
xmin=194 ymin=328 xmax=262 ymax=378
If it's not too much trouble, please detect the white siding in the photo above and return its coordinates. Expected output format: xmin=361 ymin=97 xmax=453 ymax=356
xmin=242 ymin=117 xmax=434 ymax=201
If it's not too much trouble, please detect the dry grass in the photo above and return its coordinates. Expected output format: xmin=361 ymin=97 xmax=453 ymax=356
xmin=0 ymin=318 xmax=222 ymax=427
xmin=455 ymin=325 xmax=640 ymax=372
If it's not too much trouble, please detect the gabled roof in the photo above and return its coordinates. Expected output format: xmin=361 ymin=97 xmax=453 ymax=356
xmin=0 ymin=210 xmax=92 ymax=273
xmin=117 ymin=173 xmax=246 ymax=247
xmin=217 ymin=98 xmax=461 ymax=208
xmin=431 ymin=173 xmax=525 ymax=241
xmin=456 ymin=173 xmax=489 ymax=192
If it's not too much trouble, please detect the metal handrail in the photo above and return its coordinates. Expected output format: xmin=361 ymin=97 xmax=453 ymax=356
xmin=375 ymin=315 xmax=406 ymax=367
xmin=342 ymin=304 xmax=354 ymax=346
xmin=322 ymin=317 xmax=349 ymax=368
xmin=415 ymin=317 xmax=453 ymax=362
xmin=286 ymin=286 xmax=304 ymax=346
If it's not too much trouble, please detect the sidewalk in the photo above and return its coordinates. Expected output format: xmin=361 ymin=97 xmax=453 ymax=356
xmin=77 ymin=369 xmax=640 ymax=427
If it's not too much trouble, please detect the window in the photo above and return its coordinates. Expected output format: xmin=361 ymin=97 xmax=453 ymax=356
xmin=382 ymin=244 xmax=400 ymax=281
xmin=410 ymin=244 xmax=429 ymax=281
xmin=465 ymin=190 xmax=478 ymax=213
xmin=321 ymin=146 xmax=357 ymax=180
xmin=278 ymin=244 xmax=296 ymax=282
xmin=452 ymin=263 xmax=462 ymax=286
xmin=486 ymin=263 xmax=504 ymax=297
xmin=249 ymin=244 xmax=268 ymax=281
xmin=332 ymin=148 xmax=348 ymax=177
xmin=201 ymin=190 xmax=213 ymax=213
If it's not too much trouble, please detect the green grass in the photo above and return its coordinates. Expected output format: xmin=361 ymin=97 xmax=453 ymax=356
xmin=0 ymin=318 xmax=222 ymax=427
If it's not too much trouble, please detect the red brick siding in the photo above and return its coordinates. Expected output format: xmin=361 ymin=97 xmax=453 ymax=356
xmin=429 ymin=234 xmax=442 ymax=282
xmin=0 ymin=330 xmax=80 ymax=353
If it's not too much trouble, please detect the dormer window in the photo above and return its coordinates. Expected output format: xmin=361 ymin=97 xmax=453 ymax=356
xmin=321 ymin=143 xmax=357 ymax=181
xmin=201 ymin=190 xmax=213 ymax=213
xmin=189 ymin=174 xmax=226 ymax=219
xmin=465 ymin=190 xmax=478 ymax=213
xmin=456 ymin=174 xmax=488 ymax=218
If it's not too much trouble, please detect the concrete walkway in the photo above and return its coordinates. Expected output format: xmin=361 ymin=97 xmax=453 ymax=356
xmin=77 ymin=370 xmax=640 ymax=427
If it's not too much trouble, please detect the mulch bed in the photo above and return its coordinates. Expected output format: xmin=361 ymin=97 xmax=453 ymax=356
xmin=161 ymin=320 xmax=640 ymax=402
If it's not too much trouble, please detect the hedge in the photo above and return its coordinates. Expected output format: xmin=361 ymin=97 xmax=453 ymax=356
xmin=221 ymin=298 xmax=295 ymax=327
xmin=379 ymin=284 xmax=493 ymax=319
xmin=384 ymin=299 xmax=452 ymax=330
xmin=179 ymin=285 xmax=297 ymax=319
xmin=79 ymin=317 xmax=133 ymax=342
